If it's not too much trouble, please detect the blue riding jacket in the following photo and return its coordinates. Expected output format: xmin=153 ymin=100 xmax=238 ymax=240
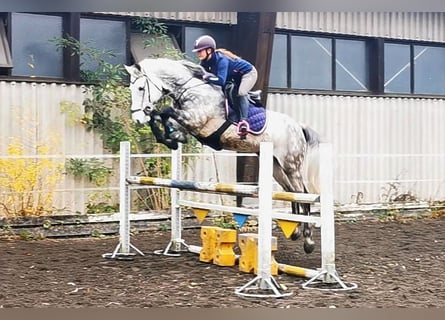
xmin=200 ymin=51 xmax=253 ymax=87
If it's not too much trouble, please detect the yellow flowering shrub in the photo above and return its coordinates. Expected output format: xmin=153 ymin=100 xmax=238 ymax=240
xmin=0 ymin=140 xmax=63 ymax=217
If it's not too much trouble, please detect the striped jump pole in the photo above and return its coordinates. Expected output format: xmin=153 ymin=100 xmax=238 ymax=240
xmin=127 ymin=177 xmax=319 ymax=203
xmin=109 ymin=140 xmax=357 ymax=293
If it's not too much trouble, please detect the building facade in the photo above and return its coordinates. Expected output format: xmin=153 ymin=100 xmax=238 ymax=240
xmin=1 ymin=12 xmax=444 ymax=214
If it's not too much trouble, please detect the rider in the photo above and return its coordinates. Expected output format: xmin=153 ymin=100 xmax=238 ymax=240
xmin=192 ymin=35 xmax=258 ymax=137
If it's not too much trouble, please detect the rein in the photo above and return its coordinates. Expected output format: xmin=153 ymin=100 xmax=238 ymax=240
xmin=163 ymin=75 xmax=209 ymax=105
xmin=131 ymin=67 xmax=231 ymax=150
xmin=131 ymin=72 xmax=208 ymax=115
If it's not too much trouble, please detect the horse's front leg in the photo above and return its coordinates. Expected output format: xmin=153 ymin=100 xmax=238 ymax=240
xmin=159 ymin=107 xmax=188 ymax=144
xmin=148 ymin=111 xmax=179 ymax=150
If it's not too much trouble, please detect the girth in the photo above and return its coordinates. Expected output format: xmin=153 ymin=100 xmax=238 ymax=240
xmin=194 ymin=120 xmax=232 ymax=151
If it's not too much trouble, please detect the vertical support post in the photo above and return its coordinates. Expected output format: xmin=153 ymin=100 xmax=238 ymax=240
xmin=170 ymin=143 xmax=183 ymax=252
xmin=119 ymin=141 xmax=131 ymax=254
xmin=235 ymin=142 xmax=292 ymax=298
xmin=257 ymin=141 xmax=273 ymax=288
xmin=154 ymin=143 xmax=191 ymax=256
xmin=319 ymin=143 xmax=336 ymax=282
xmin=302 ymin=143 xmax=357 ymax=290
xmin=103 ymin=141 xmax=144 ymax=259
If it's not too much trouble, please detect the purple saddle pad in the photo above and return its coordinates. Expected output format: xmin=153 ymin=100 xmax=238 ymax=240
xmin=225 ymin=101 xmax=267 ymax=134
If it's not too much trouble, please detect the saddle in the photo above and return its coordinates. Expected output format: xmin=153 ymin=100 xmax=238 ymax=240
xmin=224 ymin=82 xmax=267 ymax=135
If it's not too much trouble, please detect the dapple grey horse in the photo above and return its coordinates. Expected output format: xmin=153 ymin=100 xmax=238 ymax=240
xmin=125 ymin=58 xmax=321 ymax=253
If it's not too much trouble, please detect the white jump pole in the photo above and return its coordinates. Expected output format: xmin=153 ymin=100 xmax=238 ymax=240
xmin=235 ymin=141 xmax=292 ymax=298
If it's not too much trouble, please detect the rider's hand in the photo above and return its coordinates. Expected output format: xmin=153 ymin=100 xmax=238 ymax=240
xmin=202 ymin=72 xmax=211 ymax=80
xmin=203 ymin=72 xmax=218 ymax=82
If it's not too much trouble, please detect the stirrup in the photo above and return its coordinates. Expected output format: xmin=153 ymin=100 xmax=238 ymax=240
xmin=237 ymin=120 xmax=249 ymax=137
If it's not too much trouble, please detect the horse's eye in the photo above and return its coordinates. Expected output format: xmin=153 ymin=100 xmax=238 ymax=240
xmin=138 ymin=87 xmax=144 ymax=91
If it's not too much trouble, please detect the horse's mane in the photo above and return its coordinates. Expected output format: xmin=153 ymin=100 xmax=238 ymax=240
xmin=137 ymin=58 xmax=206 ymax=81
xmin=178 ymin=59 xmax=206 ymax=79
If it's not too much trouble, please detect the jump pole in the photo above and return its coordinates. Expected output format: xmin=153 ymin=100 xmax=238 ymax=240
xmin=109 ymin=141 xmax=356 ymax=291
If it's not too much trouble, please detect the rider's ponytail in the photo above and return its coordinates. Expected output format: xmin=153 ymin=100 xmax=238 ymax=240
xmin=215 ymin=48 xmax=241 ymax=60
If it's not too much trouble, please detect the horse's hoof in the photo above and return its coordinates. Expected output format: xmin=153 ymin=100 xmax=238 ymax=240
xmin=303 ymin=241 xmax=315 ymax=254
xmin=290 ymin=230 xmax=301 ymax=241
xmin=303 ymin=228 xmax=312 ymax=238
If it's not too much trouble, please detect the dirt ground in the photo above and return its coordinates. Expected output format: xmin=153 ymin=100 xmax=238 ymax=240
xmin=0 ymin=216 xmax=444 ymax=308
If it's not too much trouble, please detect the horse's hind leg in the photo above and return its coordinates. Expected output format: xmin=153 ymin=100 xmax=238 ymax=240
xmin=290 ymin=202 xmax=302 ymax=240
xmin=289 ymin=202 xmax=315 ymax=253
xmin=301 ymin=202 xmax=315 ymax=254
xmin=272 ymin=157 xmax=315 ymax=253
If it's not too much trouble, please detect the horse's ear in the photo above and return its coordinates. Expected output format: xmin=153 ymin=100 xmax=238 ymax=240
xmin=124 ymin=64 xmax=142 ymax=78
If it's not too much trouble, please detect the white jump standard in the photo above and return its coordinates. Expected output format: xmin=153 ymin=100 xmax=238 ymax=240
xmin=109 ymin=141 xmax=357 ymax=297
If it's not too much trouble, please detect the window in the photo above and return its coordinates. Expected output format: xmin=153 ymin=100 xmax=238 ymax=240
xmin=130 ymin=33 xmax=181 ymax=62
xmin=335 ymin=39 xmax=368 ymax=91
xmin=270 ymin=33 xmax=369 ymax=92
xmin=291 ymin=35 xmax=332 ymax=90
xmin=11 ymin=13 xmax=63 ymax=77
xmin=384 ymin=42 xmax=445 ymax=95
xmin=269 ymin=34 xmax=287 ymax=88
xmin=384 ymin=43 xmax=411 ymax=93
xmin=80 ymin=18 xmax=127 ymax=74
xmin=0 ymin=18 xmax=12 ymax=68
xmin=413 ymin=45 xmax=445 ymax=95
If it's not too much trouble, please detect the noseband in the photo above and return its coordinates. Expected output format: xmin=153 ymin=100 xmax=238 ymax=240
xmin=130 ymin=74 xmax=164 ymax=116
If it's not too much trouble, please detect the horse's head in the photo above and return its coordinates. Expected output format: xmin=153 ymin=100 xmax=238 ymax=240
xmin=124 ymin=64 xmax=165 ymax=125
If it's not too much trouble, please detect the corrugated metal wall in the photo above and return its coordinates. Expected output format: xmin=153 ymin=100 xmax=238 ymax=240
xmin=96 ymin=12 xmax=237 ymax=24
xmin=1 ymin=86 xmax=444 ymax=211
xmin=0 ymin=82 xmax=111 ymax=215
xmin=267 ymin=93 xmax=445 ymax=204
xmin=2 ymin=12 xmax=445 ymax=216
xmin=178 ymin=93 xmax=445 ymax=206
xmin=99 ymin=12 xmax=445 ymax=43
xmin=276 ymin=12 xmax=445 ymax=42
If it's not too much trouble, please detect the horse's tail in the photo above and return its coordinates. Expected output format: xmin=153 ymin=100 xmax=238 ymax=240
xmin=302 ymin=125 xmax=321 ymax=195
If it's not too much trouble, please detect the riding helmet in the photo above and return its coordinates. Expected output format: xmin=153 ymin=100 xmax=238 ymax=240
xmin=192 ymin=35 xmax=216 ymax=52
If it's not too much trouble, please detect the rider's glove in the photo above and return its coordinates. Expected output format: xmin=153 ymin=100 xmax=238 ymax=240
xmin=203 ymin=72 xmax=218 ymax=82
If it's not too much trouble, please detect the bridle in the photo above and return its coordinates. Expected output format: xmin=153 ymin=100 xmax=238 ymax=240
xmin=130 ymin=74 xmax=164 ymax=116
xmin=130 ymin=72 xmax=208 ymax=116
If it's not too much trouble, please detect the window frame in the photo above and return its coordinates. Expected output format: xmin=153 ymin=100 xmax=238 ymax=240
xmin=270 ymin=30 xmax=374 ymax=95
xmin=383 ymin=39 xmax=445 ymax=96
xmin=0 ymin=14 xmax=13 ymax=69
xmin=270 ymin=29 xmax=445 ymax=98
xmin=0 ymin=13 xmax=232 ymax=84
xmin=0 ymin=12 xmax=133 ymax=83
